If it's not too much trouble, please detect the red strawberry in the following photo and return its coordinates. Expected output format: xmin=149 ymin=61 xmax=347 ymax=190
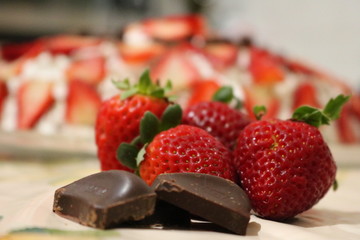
xmin=65 ymin=80 xmax=102 ymax=125
xmin=150 ymin=43 xmax=202 ymax=91
xmin=140 ymin=125 xmax=236 ymax=185
xmin=233 ymin=95 xmax=349 ymax=220
xmin=46 ymin=35 xmax=101 ymax=55
xmin=243 ymin=85 xmax=280 ymax=120
xmin=293 ymin=82 xmax=321 ymax=110
xmin=248 ymin=47 xmax=284 ymax=84
xmin=118 ymin=42 xmax=165 ymax=65
xmin=203 ymin=41 xmax=238 ymax=70
xmin=95 ymin=70 xmax=170 ymax=171
xmin=1 ymin=41 xmax=38 ymax=61
xmin=17 ymin=80 xmax=55 ymax=129
xmin=0 ymin=80 xmax=9 ymax=119
xmin=142 ymin=14 xmax=206 ymax=42
xmin=186 ymin=79 xmax=220 ymax=106
xmin=183 ymin=86 xmax=251 ymax=150
xmin=66 ymin=57 xmax=106 ymax=85
xmin=117 ymin=104 xmax=237 ymax=185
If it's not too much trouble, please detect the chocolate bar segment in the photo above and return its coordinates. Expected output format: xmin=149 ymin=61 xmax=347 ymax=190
xmin=53 ymin=170 xmax=156 ymax=229
xmin=151 ymin=173 xmax=251 ymax=235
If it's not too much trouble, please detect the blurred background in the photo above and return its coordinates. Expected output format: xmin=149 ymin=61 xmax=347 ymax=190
xmin=0 ymin=0 xmax=359 ymax=88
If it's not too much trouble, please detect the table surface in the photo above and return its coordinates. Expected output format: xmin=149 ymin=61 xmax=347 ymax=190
xmin=0 ymin=155 xmax=359 ymax=240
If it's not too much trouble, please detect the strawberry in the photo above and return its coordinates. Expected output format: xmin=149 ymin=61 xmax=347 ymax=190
xmin=17 ymin=80 xmax=55 ymax=129
xmin=243 ymin=85 xmax=280 ymax=120
xmin=0 ymin=80 xmax=9 ymax=119
xmin=142 ymin=14 xmax=206 ymax=42
xmin=203 ymin=41 xmax=238 ymax=70
xmin=1 ymin=40 xmax=38 ymax=61
xmin=248 ymin=47 xmax=284 ymax=84
xmin=150 ymin=43 xmax=202 ymax=91
xmin=117 ymin=104 xmax=237 ymax=185
xmin=293 ymin=82 xmax=321 ymax=110
xmin=233 ymin=95 xmax=349 ymax=220
xmin=183 ymin=86 xmax=251 ymax=150
xmin=66 ymin=57 xmax=106 ymax=85
xmin=46 ymin=35 xmax=101 ymax=55
xmin=95 ymin=70 xmax=170 ymax=171
xmin=118 ymin=42 xmax=165 ymax=65
xmin=186 ymin=79 xmax=220 ymax=106
xmin=65 ymin=80 xmax=102 ymax=125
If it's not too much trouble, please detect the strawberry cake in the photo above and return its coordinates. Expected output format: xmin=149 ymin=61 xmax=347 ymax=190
xmin=0 ymin=14 xmax=359 ymax=144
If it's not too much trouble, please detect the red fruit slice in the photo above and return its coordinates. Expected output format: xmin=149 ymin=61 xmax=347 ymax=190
xmin=243 ymin=85 xmax=280 ymax=120
xmin=46 ymin=35 xmax=101 ymax=55
xmin=203 ymin=42 xmax=238 ymax=70
xmin=248 ymin=47 xmax=284 ymax=84
xmin=1 ymin=41 xmax=39 ymax=61
xmin=118 ymin=42 xmax=165 ymax=65
xmin=293 ymin=82 xmax=321 ymax=110
xmin=66 ymin=57 xmax=106 ymax=85
xmin=142 ymin=14 xmax=206 ymax=41
xmin=17 ymin=80 xmax=55 ymax=129
xmin=337 ymin=103 xmax=358 ymax=143
xmin=13 ymin=40 xmax=46 ymax=74
xmin=150 ymin=44 xmax=201 ymax=90
xmin=65 ymin=80 xmax=102 ymax=125
xmin=0 ymin=80 xmax=8 ymax=119
xmin=187 ymin=79 xmax=220 ymax=106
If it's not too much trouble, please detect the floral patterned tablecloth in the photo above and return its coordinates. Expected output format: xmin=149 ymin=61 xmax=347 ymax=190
xmin=0 ymin=156 xmax=359 ymax=240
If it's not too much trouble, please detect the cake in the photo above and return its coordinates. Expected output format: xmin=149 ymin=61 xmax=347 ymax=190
xmin=0 ymin=14 xmax=359 ymax=143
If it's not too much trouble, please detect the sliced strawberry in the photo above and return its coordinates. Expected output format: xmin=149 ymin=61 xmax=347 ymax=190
xmin=118 ymin=42 xmax=165 ymax=65
xmin=46 ymin=35 xmax=102 ymax=55
xmin=66 ymin=57 xmax=106 ymax=85
xmin=336 ymin=103 xmax=358 ymax=143
xmin=243 ymin=85 xmax=280 ymax=120
xmin=203 ymin=41 xmax=238 ymax=70
xmin=142 ymin=14 xmax=206 ymax=41
xmin=187 ymin=79 xmax=220 ymax=106
xmin=293 ymin=82 xmax=321 ymax=110
xmin=248 ymin=47 xmax=284 ymax=85
xmin=150 ymin=43 xmax=202 ymax=90
xmin=65 ymin=80 xmax=102 ymax=125
xmin=0 ymin=80 xmax=8 ymax=119
xmin=17 ymin=80 xmax=55 ymax=129
xmin=1 ymin=41 xmax=39 ymax=61
xmin=350 ymin=93 xmax=360 ymax=121
xmin=13 ymin=39 xmax=46 ymax=74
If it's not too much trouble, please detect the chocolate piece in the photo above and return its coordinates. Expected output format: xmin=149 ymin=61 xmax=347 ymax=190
xmin=53 ymin=170 xmax=156 ymax=229
xmin=151 ymin=173 xmax=251 ymax=235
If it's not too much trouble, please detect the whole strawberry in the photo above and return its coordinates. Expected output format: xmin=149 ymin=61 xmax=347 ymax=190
xmin=95 ymin=70 xmax=170 ymax=171
xmin=183 ymin=86 xmax=252 ymax=150
xmin=233 ymin=95 xmax=349 ymax=221
xmin=118 ymin=105 xmax=237 ymax=185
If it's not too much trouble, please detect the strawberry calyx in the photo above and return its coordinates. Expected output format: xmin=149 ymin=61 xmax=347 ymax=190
xmin=117 ymin=104 xmax=182 ymax=171
xmin=112 ymin=69 xmax=172 ymax=100
xmin=212 ymin=86 xmax=242 ymax=109
xmin=291 ymin=94 xmax=350 ymax=128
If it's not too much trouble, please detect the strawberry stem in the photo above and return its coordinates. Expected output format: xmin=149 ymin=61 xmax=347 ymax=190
xmin=253 ymin=105 xmax=267 ymax=120
xmin=112 ymin=69 xmax=172 ymax=100
xmin=291 ymin=94 xmax=350 ymax=127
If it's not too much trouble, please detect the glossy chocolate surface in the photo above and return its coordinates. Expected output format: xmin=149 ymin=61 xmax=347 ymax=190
xmin=152 ymin=173 xmax=251 ymax=235
xmin=53 ymin=170 xmax=156 ymax=229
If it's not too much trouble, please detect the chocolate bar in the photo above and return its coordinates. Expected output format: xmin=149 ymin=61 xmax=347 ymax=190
xmin=53 ymin=170 xmax=156 ymax=229
xmin=151 ymin=173 xmax=251 ymax=235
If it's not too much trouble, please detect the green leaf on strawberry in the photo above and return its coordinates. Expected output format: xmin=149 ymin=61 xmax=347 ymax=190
xmin=292 ymin=94 xmax=350 ymax=127
xmin=117 ymin=104 xmax=183 ymax=171
xmin=112 ymin=69 xmax=172 ymax=100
